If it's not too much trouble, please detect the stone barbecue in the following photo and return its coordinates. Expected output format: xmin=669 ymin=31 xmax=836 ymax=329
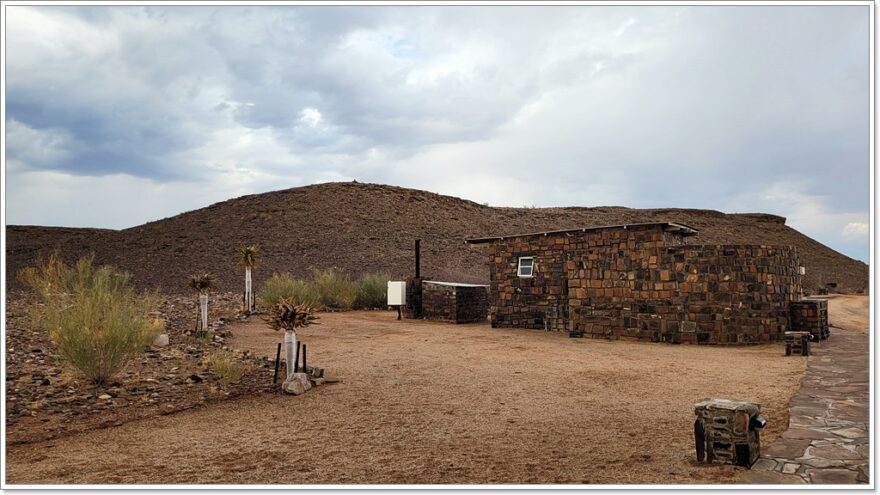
xmin=694 ymin=398 xmax=766 ymax=467
xmin=467 ymin=222 xmax=805 ymax=344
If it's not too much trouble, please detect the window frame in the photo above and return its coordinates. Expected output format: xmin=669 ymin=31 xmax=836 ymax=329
xmin=517 ymin=256 xmax=535 ymax=278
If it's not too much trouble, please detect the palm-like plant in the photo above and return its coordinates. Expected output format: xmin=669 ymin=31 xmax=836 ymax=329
xmin=236 ymin=246 xmax=259 ymax=314
xmin=187 ymin=273 xmax=216 ymax=337
xmin=263 ymin=297 xmax=318 ymax=380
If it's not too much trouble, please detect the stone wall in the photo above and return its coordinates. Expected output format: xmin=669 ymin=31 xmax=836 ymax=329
xmin=481 ymin=224 xmax=803 ymax=344
xmin=790 ymin=299 xmax=829 ymax=340
xmin=421 ymin=282 xmax=489 ymax=324
xmin=455 ymin=285 xmax=489 ymax=323
xmin=569 ymin=244 xmax=802 ymax=344
xmin=402 ymin=277 xmax=426 ymax=319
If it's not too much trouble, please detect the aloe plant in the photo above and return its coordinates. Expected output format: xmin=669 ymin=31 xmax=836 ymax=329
xmin=236 ymin=246 xmax=259 ymax=314
xmin=263 ymin=297 xmax=318 ymax=379
xmin=187 ymin=273 xmax=216 ymax=337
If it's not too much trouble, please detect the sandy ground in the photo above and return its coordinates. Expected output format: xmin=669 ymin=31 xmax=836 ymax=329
xmin=825 ymin=295 xmax=870 ymax=334
xmin=5 ymin=311 xmax=805 ymax=485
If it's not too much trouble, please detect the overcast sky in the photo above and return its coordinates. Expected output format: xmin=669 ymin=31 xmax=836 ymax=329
xmin=4 ymin=5 xmax=871 ymax=261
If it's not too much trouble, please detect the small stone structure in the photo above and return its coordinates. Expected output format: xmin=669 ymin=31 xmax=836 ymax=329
xmin=790 ymin=299 xmax=830 ymax=340
xmin=421 ymin=281 xmax=489 ymax=323
xmin=467 ymin=222 xmax=805 ymax=344
xmin=784 ymin=331 xmax=811 ymax=356
xmin=694 ymin=398 xmax=766 ymax=467
xmin=403 ymin=278 xmax=489 ymax=323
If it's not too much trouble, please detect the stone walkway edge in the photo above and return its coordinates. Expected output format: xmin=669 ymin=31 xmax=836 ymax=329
xmin=739 ymin=327 xmax=869 ymax=485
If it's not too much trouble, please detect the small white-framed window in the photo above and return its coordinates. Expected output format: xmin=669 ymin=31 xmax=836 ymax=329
xmin=517 ymin=257 xmax=535 ymax=277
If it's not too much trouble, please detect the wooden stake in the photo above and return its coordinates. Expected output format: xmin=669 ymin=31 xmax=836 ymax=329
xmin=294 ymin=341 xmax=301 ymax=373
xmin=302 ymin=344 xmax=307 ymax=375
xmin=272 ymin=343 xmax=282 ymax=385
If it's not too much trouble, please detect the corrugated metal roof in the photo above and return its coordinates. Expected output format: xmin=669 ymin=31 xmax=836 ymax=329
xmin=465 ymin=221 xmax=699 ymax=244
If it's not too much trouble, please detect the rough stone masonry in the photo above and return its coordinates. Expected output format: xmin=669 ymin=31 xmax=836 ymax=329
xmin=467 ymin=222 xmax=804 ymax=344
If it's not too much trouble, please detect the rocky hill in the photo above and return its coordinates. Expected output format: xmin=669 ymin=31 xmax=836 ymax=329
xmin=5 ymin=182 xmax=868 ymax=295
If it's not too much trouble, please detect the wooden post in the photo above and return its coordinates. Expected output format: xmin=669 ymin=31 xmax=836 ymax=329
xmin=294 ymin=341 xmax=301 ymax=373
xmin=272 ymin=343 xmax=282 ymax=384
xmin=302 ymin=344 xmax=307 ymax=375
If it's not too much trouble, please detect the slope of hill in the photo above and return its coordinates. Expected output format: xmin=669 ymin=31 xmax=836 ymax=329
xmin=5 ymin=182 xmax=868 ymax=295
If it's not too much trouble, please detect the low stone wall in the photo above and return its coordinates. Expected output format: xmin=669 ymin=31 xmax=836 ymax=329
xmin=421 ymin=282 xmax=489 ymax=324
xmin=454 ymin=285 xmax=489 ymax=323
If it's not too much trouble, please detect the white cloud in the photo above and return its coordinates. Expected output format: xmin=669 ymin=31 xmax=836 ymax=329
xmin=842 ymin=222 xmax=869 ymax=239
xmin=299 ymin=108 xmax=323 ymax=128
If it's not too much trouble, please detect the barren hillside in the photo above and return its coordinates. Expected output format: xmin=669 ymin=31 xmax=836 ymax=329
xmin=5 ymin=182 xmax=868 ymax=294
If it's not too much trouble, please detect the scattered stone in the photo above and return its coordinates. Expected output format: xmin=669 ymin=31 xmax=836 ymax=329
xmin=153 ymin=334 xmax=170 ymax=348
xmin=98 ymin=394 xmax=112 ymax=400
xmin=282 ymin=372 xmax=313 ymax=395
xmin=782 ymin=463 xmax=799 ymax=474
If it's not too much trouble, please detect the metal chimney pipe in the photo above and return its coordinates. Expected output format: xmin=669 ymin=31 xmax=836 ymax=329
xmin=415 ymin=239 xmax=421 ymax=279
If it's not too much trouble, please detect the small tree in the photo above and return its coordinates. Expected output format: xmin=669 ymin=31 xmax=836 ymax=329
xmin=188 ymin=273 xmax=216 ymax=337
xmin=19 ymin=254 xmax=163 ymax=385
xmin=236 ymin=245 xmax=259 ymax=314
xmin=263 ymin=297 xmax=318 ymax=379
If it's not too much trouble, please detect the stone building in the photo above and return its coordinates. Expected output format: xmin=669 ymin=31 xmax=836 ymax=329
xmin=466 ymin=222 xmax=804 ymax=344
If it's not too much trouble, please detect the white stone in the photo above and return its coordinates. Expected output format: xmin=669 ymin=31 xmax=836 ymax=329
xmin=153 ymin=334 xmax=170 ymax=348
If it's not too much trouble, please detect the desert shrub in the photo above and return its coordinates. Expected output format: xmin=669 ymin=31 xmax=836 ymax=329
xmin=311 ymin=268 xmax=357 ymax=310
xmin=204 ymin=351 xmax=246 ymax=387
xmin=354 ymin=271 xmax=391 ymax=309
xmin=18 ymin=254 xmax=163 ymax=385
xmin=258 ymin=273 xmax=321 ymax=309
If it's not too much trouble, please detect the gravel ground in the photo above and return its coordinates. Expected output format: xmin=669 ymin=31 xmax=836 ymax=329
xmin=5 ymin=311 xmax=804 ymax=485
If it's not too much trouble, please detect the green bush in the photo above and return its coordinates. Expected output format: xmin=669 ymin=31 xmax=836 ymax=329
xmin=311 ymin=268 xmax=357 ymax=310
xmin=354 ymin=272 xmax=391 ymax=309
xmin=257 ymin=273 xmax=321 ymax=309
xmin=18 ymin=254 xmax=163 ymax=385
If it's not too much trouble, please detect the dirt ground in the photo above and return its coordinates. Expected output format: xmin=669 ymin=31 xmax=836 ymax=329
xmin=825 ymin=294 xmax=870 ymax=334
xmin=5 ymin=310 xmax=806 ymax=485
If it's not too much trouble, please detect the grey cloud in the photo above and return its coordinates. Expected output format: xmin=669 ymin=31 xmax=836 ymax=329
xmin=4 ymin=5 xmax=870 ymax=261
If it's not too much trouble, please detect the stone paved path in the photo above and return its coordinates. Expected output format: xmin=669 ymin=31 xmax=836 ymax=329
xmin=739 ymin=327 xmax=869 ymax=484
